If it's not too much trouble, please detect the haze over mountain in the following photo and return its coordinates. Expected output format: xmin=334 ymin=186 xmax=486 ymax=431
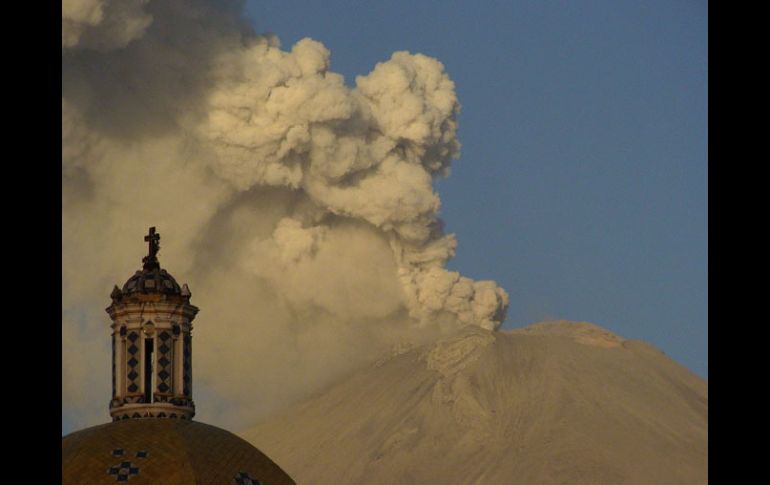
xmin=242 ymin=321 xmax=707 ymax=484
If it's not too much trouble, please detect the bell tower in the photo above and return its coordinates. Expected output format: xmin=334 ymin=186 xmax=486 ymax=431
xmin=106 ymin=227 xmax=199 ymax=421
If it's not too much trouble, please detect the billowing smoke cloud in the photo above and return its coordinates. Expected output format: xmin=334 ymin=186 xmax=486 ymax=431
xmin=62 ymin=0 xmax=508 ymax=432
xmin=62 ymin=0 xmax=153 ymax=50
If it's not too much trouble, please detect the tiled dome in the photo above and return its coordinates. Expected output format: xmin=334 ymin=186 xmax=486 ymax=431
xmin=122 ymin=267 xmax=182 ymax=295
xmin=68 ymin=227 xmax=296 ymax=484
xmin=62 ymin=419 xmax=296 ymax=484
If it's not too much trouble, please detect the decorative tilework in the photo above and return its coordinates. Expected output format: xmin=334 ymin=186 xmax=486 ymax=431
xmin=111 ymin=449 xmax=124 ymax=456
xmin=107 ymin=460 xmax=140 ymax=482
xmin=183 ymin=334 xmax=192 ymax=397
xmin=63 ymin=420 xmax=296 ymax=484
xmin=136 ymin=450 xmax=148 ymax=458
xmin=234 ymin=471 xmax=262 ymax=485
xmin=126 ymin=331 xmax=141 ymax=395
xmin=112 ymin=335 xmax=116 ymax=398
xmin=156 ymin=330 xmax=173 ymax=396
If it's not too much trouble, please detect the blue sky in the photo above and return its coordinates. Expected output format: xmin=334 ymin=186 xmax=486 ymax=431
xmin=245 ymin=0 xmax=708 ymax=378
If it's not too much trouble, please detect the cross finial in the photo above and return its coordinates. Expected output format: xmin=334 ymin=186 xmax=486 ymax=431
xmin=142 ymin=227 xmax=161 ymax=269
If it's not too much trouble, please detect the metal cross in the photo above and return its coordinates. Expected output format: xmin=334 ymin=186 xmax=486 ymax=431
xmin=144 ymin=227 xmax=161 ymax=259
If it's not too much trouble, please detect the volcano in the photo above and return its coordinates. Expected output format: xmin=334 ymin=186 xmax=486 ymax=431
xmin=241 ymin=321 xmax=707 ymax=484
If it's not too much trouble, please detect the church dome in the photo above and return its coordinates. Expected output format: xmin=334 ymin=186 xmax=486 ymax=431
xmin=122 ymin=267 xmax=182 ymax=296
xmin=65 ymin=227 xmax=295 ymax=484
xmin=62 ymin=419 xmax=295 ymax=484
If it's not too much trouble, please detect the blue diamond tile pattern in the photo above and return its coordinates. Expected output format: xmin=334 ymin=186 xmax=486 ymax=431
xmin=156 ymin=329 xmax=173 ymax=395
xmin=112 ymin=336 xmax=116 ymax=398
xmin=234 ymin=471 xmax=262 ymax=485
xmin=183 ymin=334 xmax=192 ymax=397
xmin=126 ymin=332 xmax=141 ymax=395
xmin=107 ymin=460 xmax=140 ymax=482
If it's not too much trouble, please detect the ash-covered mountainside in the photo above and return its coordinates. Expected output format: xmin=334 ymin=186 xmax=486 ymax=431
xmin=241 ymin=321 xmax=707 ymax=485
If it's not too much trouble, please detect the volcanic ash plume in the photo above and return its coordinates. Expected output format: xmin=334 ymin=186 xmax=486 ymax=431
xmin=62 ymin=0 xmax=153 ymax=50
xmin=62 ymin=0 xmax=508 ymax=430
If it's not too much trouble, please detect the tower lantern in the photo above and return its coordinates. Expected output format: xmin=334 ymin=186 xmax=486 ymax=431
xmin=105 ymin=227 xmax=199 ymax=421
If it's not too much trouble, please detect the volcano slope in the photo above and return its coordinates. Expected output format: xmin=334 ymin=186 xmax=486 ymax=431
xmin=241 ymin=321 xmax=707 ymax=484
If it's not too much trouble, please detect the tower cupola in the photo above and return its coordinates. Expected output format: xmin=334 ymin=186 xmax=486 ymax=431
xmin=105 ymin=227 xmax=199 ymax=421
